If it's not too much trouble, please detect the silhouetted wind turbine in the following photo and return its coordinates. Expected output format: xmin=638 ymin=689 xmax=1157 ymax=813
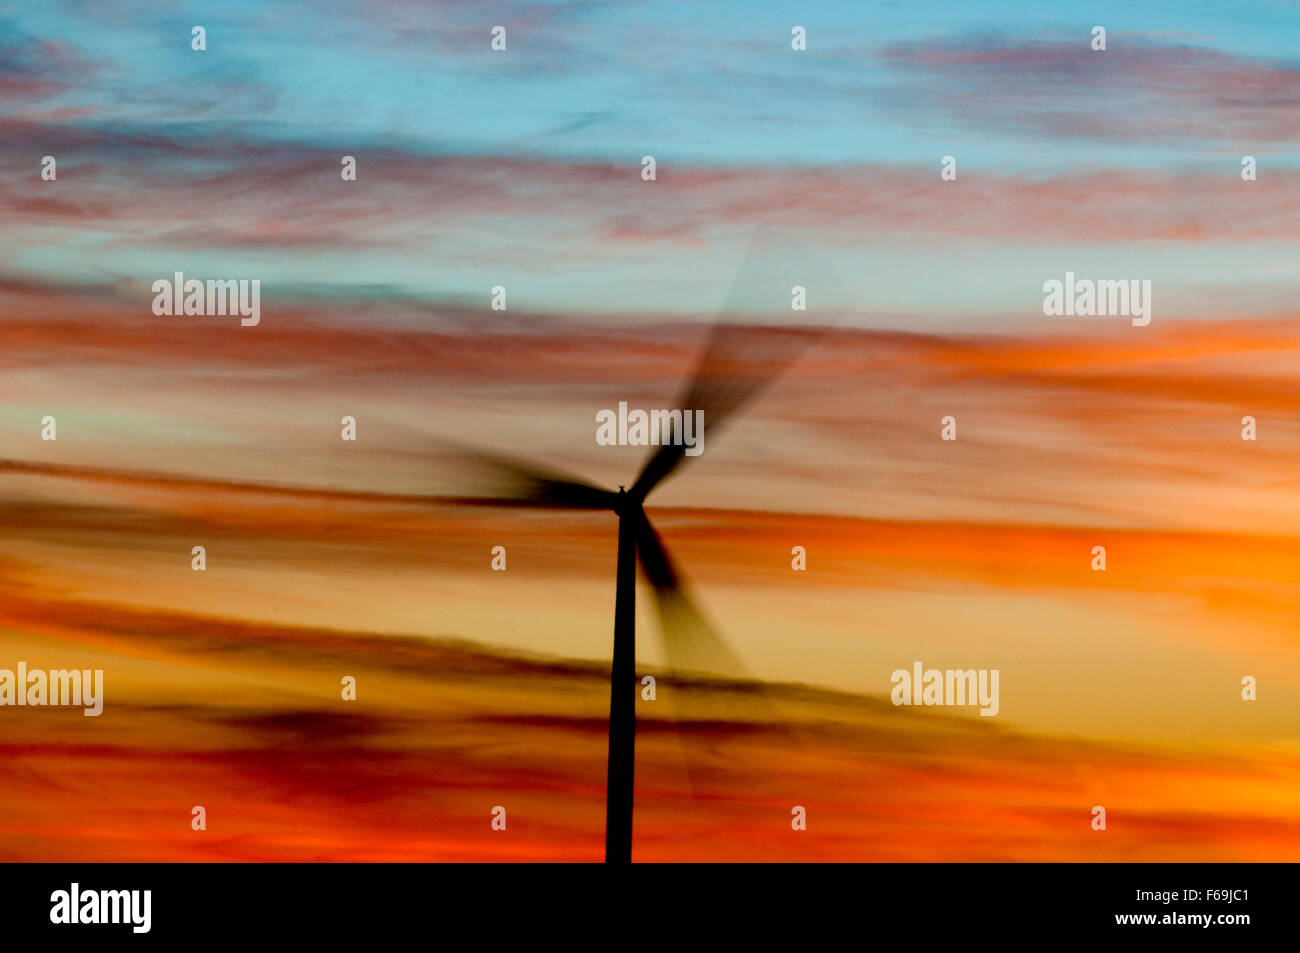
xmin=437 ymin=316 xmax=820 ymax=863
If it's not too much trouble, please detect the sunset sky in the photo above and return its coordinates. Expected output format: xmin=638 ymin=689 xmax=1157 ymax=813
xmin=2 ymin=0 xmax=1299 ymax=861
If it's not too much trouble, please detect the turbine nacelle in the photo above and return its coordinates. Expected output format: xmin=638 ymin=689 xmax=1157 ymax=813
xmin=615 ymin=484 xmax=645 ymax=515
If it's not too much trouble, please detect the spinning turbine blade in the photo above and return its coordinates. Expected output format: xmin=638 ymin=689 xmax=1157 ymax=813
xmin=629 ymin=230 xmax=829 ymax=502
xmin=630 ymin=508 xmax=741 ymax=677
xmin=629 ymin=323 xmax=822 ymax=500
xmin=0 ymin=454 xmax=617 ymax=511
xmin=633 ymin=507 xmax=810 ymax=807
xmin=357 ymin=423 xmax=621 ymax=511
xmin=441 ymin=444 xmax=619 ymax=510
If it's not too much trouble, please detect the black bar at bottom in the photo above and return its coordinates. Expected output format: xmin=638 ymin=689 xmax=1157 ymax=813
xmin=0 ymin=862 xmax=1286 ymax=942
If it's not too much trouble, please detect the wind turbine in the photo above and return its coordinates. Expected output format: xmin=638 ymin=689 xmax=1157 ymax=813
xmin=446 ymin=315 xmax=819 ymax=863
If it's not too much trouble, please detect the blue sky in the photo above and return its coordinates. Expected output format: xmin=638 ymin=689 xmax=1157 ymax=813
xmin=12 ymin=0 xmax=1300 ymax=166
xmin=4 ymin=0 xmax=1300 ymax=323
